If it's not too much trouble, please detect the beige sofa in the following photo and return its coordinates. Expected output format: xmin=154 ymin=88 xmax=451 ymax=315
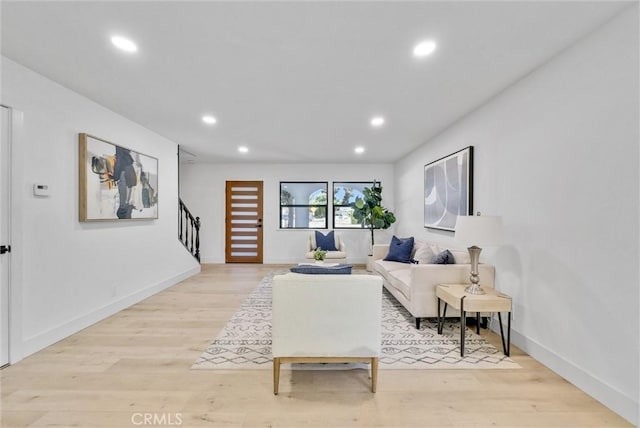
xmin=271 ymin=273 xmax=382 ymax=394
xmin=371 ymin=241 xmax=495 ymax=329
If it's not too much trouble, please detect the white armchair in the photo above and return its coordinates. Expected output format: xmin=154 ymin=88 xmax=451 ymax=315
xmin=304 ymin=231 xmax=347 ymax=263
xmin=271 ymin=273 xmax=383 ymax=394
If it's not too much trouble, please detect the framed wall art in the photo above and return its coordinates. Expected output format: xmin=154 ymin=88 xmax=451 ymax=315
xmin=424 ymin=146 xmax=473 ymax=231
xmin=79 ymin=133 xmax=158 ymax=221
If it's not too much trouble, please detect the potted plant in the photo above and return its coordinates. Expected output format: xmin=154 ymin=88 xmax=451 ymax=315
xmin=352 ymin=180 xmax=396 ymax=253
xmin=313 ymin=247 xmax=327 ymax=263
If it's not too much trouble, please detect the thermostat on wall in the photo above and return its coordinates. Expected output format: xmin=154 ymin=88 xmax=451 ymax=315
xmin=33 ymin=184 xmax=50 ymax=197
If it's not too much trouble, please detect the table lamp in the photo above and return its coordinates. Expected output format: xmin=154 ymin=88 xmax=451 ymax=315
xmin=454 ymin=214 xmax=503 ymax=295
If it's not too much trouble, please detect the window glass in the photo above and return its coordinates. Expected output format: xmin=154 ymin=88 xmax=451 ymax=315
xmin=333 ymin=182 xmax=374 ymax=228
xmin=280 ymin=182 xmax=328 ymax=229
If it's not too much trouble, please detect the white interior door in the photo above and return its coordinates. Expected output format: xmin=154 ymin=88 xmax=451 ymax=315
xmin=0 ymin=106 xmax=11 ymax=367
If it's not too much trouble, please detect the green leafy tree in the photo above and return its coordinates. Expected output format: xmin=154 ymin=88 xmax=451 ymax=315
xmin=334 ymin=187 xmax=353 ymax=205
xmin=281 ymin=189 xmax=294 ymax=227
xmin=280 ymin=189 xmax=292 ymax=205
xmin=310 ymin=191 xmax=327 ymax=219
xmin=352 ymin=180 xmax=396 ymax=250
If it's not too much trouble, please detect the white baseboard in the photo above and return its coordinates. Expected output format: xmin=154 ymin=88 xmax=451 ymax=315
xmin=200 ymin=257 xmax=224 ymax=264
xmin=491 ymin=322 xmax=637 ymax=425
xmin=20 ymin=266 xmax=201 ymax=360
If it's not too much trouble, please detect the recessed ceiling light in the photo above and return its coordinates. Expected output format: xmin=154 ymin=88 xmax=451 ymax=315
xmin=370 ymin=116 xmax=385 ymax=128
xmin=202 ymin=115 xmax=217 ymax=125
xmin=238 ymin=146 xmax=249 ymax=153
xmin=111 ymin=35 xmax=138 ymax=53
xmin=354 ymin=146 xmax=365 ymax=154
xmin=413 ymin=40 xmax=437 ymax=58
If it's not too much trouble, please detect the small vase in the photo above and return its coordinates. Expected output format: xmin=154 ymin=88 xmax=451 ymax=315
xmin=315 ymin=260 xmax=324 ymax=264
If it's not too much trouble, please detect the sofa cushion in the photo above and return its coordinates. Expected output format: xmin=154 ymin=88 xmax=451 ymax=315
xmin=411 ymin=240 xmax=425 ymax=258
xmin=314 ymin=231 xmax=338 ymax=251
xmin=384 ymin=235 xmax=415 ymax=263
xmin=414 ymin=243 xmax=437 ymax=264
xmin=372 ymin=259 xmax=411 ymax=275
xmin=387 ymin=269 xmax=412 ymax=301
xmin=431 ymin=249 xmax=455 ymax=264
xmin=449 ymin=248 xmax=471 ymax=264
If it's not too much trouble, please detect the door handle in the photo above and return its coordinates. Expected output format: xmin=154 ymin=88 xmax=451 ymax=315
xmin=0 ymin=245 xmax=11 ymax=255
xmin=256 ymin=219 xmax=262 ymax=228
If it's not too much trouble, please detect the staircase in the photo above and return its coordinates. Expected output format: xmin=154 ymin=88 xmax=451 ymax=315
xmin=179 ymin=198 xmax=200 ymax=262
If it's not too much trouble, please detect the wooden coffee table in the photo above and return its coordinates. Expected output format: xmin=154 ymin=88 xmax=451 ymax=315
xmin=436 ymin=284 xmax=512 ymax=357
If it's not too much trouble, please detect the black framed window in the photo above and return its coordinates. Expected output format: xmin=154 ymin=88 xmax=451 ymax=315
xmin=333 ymin=181 xmax=375 ymax=228
xmin=280 ymin=182 xmax=328 ymax=229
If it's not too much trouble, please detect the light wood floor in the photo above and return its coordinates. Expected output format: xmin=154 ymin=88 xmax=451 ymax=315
xmin=1 ymin=264 xmax=631 ymax=427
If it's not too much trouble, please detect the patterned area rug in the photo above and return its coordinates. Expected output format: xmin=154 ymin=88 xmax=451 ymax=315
xmin=192 ymin=272 xmax=520 ymax=370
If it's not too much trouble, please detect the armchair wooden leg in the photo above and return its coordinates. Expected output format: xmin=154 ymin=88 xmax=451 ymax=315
xmin=370 ymin=357 xmax=379 ymax=393
xmin=273 ymin=357 xmax=280 ymax=395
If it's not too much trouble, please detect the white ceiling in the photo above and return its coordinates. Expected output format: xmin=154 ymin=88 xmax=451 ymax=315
xmin=1 ymin=1 xmax=630 ymax=164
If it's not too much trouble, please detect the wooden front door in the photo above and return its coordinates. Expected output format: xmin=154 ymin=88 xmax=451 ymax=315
xmin=225 ymin=181 xmax=263 ymax=263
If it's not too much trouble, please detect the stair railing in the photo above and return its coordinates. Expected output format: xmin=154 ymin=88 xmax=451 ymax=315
xmin=179 ymin=198 xmax=200 ymax=262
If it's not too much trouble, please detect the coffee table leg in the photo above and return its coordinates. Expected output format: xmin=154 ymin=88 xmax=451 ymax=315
xmin=460 ymin=296 xmax=466 ymax=357
xmin=476 ymin=312 xmax=480 ymax=334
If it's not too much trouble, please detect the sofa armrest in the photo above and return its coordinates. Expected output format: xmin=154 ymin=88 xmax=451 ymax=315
xmin=337 ymin=236 xmax=347 ymax=252
xmin=409 ymin=264 xmax=496 ymax=297
xmin=372 ymin=244 xmax=389 ymax=260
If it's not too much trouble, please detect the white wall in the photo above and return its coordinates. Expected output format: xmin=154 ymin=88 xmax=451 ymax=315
xmin=394 ymin=7 xmax=639 ymax=424
xmin=179 ymin=163 xmax=394 ymax=264
xmin=1 ymin=58 xmax=200 ymax=361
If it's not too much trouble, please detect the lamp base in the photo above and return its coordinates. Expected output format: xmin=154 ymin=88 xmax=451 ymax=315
xmin=466 ymin=246 xmax=484 ymax=294
xmin=464 ymin=284 xmax=485 ymax=295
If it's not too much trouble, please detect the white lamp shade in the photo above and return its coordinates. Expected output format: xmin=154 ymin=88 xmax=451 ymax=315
xmin=455 ymin=215 xmax=503 ymax=246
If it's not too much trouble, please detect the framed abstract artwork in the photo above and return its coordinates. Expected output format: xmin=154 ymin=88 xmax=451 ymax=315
xmin=79 ymin=133 xmax=158 ymax=221
xmin=424 ymin=146 xmax=473 ymax=231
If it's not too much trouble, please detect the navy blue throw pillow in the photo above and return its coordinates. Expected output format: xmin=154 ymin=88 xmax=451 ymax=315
xmin=430 ymin=249 xmax=455 ymax=264
xmin=315 ymin=231 xmax=338 ymax=251
xmin=383 ymin=236 xmax=415 ymax=263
